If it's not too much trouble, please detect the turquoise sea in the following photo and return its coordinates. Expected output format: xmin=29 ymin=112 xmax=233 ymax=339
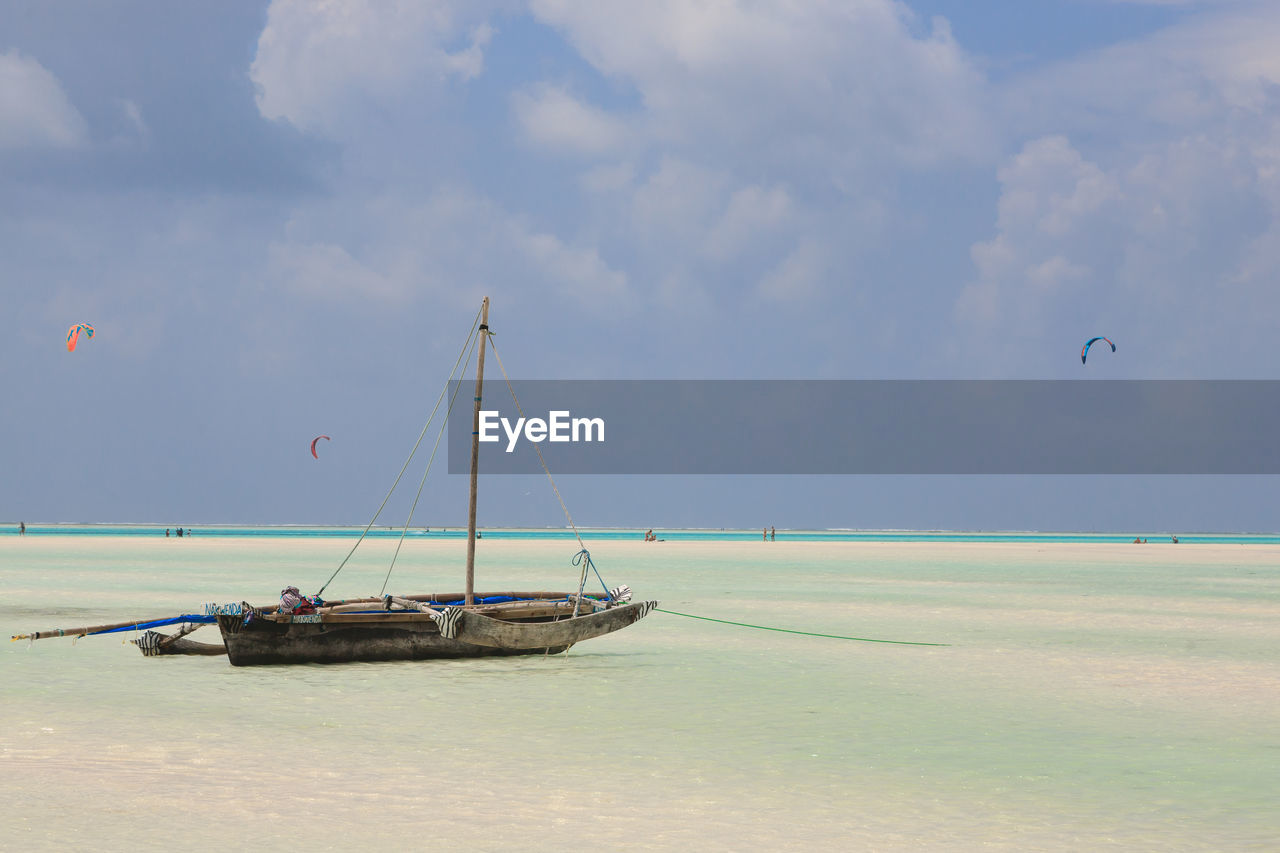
xmin=3 ymin=532 xmax=1278 ymax=850
xmin=6 ymin=523 xmax=1280 ymax=543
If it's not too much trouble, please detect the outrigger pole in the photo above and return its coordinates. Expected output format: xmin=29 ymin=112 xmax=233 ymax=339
xmin=12 ymin=615 xmax=197 ymax=642
xmin=12 ymin=596 xmax=377 ymax=644
xmin=464 ymin=296 xmax=490 ymax=606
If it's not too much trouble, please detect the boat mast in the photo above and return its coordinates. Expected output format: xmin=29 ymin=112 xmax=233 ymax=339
xmin=465 ymin=296 xmax=490 ymax=606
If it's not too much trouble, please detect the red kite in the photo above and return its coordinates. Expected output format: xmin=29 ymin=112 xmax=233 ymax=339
xmin=67 ymin=323 xmax=95 ymax=352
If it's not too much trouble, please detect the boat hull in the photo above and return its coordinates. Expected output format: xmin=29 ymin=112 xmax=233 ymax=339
xmin=217 ymin=616 xmax=563 ymax=665
xmin=216 ymin=596 xmax=658 ymax=666
xmin=456 ymin=600 xmax=658 ymax=649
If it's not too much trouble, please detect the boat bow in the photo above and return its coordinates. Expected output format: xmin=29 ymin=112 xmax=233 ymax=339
xmin=454 ymin=599 xmax=659 ymax=649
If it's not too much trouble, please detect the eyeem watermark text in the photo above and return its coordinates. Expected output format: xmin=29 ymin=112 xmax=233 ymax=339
xmin=478 ymin=410 xmax=605 ymax=453
xmin=450 ymin=380 xmax=1280 ymax=473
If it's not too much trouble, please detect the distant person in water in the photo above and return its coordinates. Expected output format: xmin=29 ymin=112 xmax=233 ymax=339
xmin=177 ymin=527 xmax=183 ymax=537
xmin=770 ymin=526 xmax=775 ymax=541
xmin=166 ymin=529 xmax=170 ymax=537
xmin=1171 ymin=535 xmax=1178 ymax=543
xmin=19 ymin=522 xmax=24 ymax=535
xmin=763 ymin=528 xmax=767 ymax=541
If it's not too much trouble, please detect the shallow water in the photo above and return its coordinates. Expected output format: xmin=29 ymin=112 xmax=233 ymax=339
xmin=3 ymin=536 xmax=1278 ymax=850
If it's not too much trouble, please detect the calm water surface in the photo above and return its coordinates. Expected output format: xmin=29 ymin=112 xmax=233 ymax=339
xmin=2 ymin=535 xmax=1278 ymax=850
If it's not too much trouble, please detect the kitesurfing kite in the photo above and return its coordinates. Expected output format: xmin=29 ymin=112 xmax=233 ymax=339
xmin=66 ymin=323 xmax=94 ymax=352
xmin=1081 ymin=336 xmax=1115 ymax=365
xmin=310 ymin=435 xmax=331 ymax=459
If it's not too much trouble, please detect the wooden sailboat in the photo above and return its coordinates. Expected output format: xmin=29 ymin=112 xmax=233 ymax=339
xmin=213 ymin=297 xmax=656 ymax=665
xmin=13 ymin=298 xmax=657 ymax=665
xmin=215 ymin=588 xmax=655 ymax=665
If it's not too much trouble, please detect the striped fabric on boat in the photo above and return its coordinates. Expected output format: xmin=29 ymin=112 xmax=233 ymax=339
xmin=134 ymin=630 xmax=164 ymax=657
xmin=436 ymin=606 xmax=462 ymax=639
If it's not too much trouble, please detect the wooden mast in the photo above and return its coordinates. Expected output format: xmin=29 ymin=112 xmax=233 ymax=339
xmin=465 ymin=296 xmax=490 ymax=606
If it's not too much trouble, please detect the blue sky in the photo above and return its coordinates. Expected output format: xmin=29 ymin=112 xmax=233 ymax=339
xmin=3 ymin=0 xmax=1279 ymax=531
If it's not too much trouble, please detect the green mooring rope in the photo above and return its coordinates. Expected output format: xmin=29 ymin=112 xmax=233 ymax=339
xmin=655 ymin=608 xmax=949 ymax=646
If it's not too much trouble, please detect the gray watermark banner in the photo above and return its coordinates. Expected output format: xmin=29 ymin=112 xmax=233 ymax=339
xmin=446 ymin=380 xmax=1280 ymax=474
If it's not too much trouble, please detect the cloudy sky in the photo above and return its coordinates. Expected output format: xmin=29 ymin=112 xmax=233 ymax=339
xmin=3 ymin=0 xmax=1280 ymax=531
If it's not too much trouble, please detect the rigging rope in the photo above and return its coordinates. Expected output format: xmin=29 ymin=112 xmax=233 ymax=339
xmin=487 ymin=340 xmax=604 ymax=616
xmin=572 ymin=549 xmax=611 ymax=596
xmin=379 ymin=332 xmax=476 ymax=596
xmin=486 ymin=340 xmax=585 ymax=552
xmin=655 ymin=608 xmax=949 ymax=646
xmin=317 ymin=309 xmax=483 ymax=597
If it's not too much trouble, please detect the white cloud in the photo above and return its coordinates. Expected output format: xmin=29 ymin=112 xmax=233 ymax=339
xmin=267 ymin=187 xmax=628 ymax=309
xmin=1099 ymin=0 xmax=1227 ymax=5
xmin=511 ymin=84 xmax=630 ymax=155
xmin=507 ymin=1 xmax=992 ymax=311
xmin=250 ymin=0 xmax=499 ymax=133
xmin=530 ymin=0 xmax=991 ymax=172
xmin=514 ymin=229 xmax=626 ymax=300
xmin=629 ymin=157 xmax=728 ymax=246
xmin=578 ymin=161 xmax=635 ymax=193
xmin=757 ymin=239 xmax=825 ymax=302
xmin=1026 ymin=255 xmax=1091 ymax=291
xmin=704 ymin=184 xmax=794 ymax=261
xmin=242 ymin=1 xmax=993 ymax=321
xmin=955 ymin=4 xmax=1280 ymax=373
xmin=652 ymin=268 xmax=713 ymax=314
xmin=0 ymin=50 xmax=88 ymax=150
xmin=988 ymin=136 xmax=1119 ymax=245
xmin=268 ymin=240 xmax=407 ymax=303
xmin=400 ymin=188 xmax=628 ymax=303
xmin=120 ymin=99 xmax=147 ymax=136
xmin=430 ymin=188 xmax=629 ymax=303
xmin=101 ymin=98 xmax=150 ymax=150
xmin=1002 ymin=5 xmax=1280 ymax=137
xmin=957 ymin=132 xmax=1276 ymax=371
xmin=958 ymin=136 xmax=1143 ymax=334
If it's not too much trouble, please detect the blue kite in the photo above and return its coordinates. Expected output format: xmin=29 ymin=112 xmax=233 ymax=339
xmin=1081 ymin=336 xmax=1115 ymax=365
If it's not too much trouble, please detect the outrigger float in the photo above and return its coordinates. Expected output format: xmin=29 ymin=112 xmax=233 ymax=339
xmin=13 ymin=298 xmax=657 ymax=665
